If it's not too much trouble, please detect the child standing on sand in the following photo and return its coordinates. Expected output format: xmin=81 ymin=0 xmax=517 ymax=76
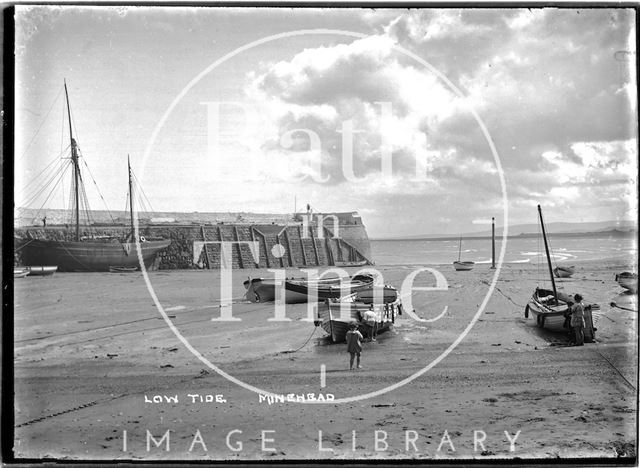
xmin=346 ymin=322 xmax=364 ymax=370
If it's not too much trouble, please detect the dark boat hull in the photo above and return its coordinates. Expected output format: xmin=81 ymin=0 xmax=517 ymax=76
xmin=21 ymin=239 xmax=170 ymax=272
xmin=453 ymin=261 xmax=474 ymax=271
xmin=355 ymin=285 xmax=399 ymax=304
xmin=243 ymin=278 xmax=310 ymax=304
xmin=615 ymin=272 xmax=638 ymax=293
xmin=284 ymin=274 xmax=374 ymax=301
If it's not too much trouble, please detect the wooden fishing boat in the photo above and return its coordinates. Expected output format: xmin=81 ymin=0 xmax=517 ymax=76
xmin=354 ymin=284 xmax=399 ymax=304
xmin=14 ymin=267 xmax=30 ymax=278
xmin=244 ymin=274 xmax=375 ymax=303
xmin=316 ymin=294 xmax=401 ymax=342
xmin=20 ymin=82 xmax=170 ymax=272
xmin=109 ymin=266 xmax=139 ymax=273
xmin=554 ymin=265 xmax=575 ymax=278
xmin=524 ymin=205 xmax=596 ymax=341
xmin=453 ymin=236 xmax=474 ymax=271
xmin=243 ymin=277 xmax=324 ymax=303
xmin=615 ymin=272 xmax=638 ymax=293
xmin=26 ymin=266 xmax=57 ymax=276
xmin=284 ymin=274 xmax=374 ymax=302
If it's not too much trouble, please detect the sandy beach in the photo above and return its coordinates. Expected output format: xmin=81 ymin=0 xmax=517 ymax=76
xmin=12 ymin=258 xmax=637 ymax=461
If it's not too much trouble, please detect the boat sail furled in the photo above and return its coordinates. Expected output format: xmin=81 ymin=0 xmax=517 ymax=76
xmin=19 ymin=81 xmax=170 ymax=272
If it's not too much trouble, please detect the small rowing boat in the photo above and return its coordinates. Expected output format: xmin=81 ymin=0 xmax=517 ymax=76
xmin=354 ymin=284 xmax=399 ymax=304
xmin=109 ymin=266 xmax=139 ymax=273
xmin=26 ymin=266 xmax=57 ymax=276
xmin=284 ymin=274 xmax=375 ymax=302
xmin=14 ymin=267 xmax=30 ymax=278
xmin=553 ymin=266 xmax=575 ymax=278
xmin=615 ymin=272 xmax=638 ymax=293
xmin=243 ymin=277 xmax=324 ymax=303
xmin=244 ymin=274 xmax=375 ymax=303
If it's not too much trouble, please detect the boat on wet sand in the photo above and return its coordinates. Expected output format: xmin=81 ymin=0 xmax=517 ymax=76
xmin=284 ymin=274 xmax=375 ymax=302
xmin=354 ymin=284 xmax=399 ymax=304
xmin=26 ymin=266 xmax=57 ymax=276
xmin=243 ymin=277 xmax=319 ymax=303
xmin=14 ymin=267 xmax=30 ymax=278
xmin=524 ymin=205 xmax=596 ymax=341
xmin=615 ymin=272 xmax=637 ymax=293
xmin=453 ymin=236 xmax=474 ymax=271
xmin=245 ymin=274 xmax=376 ymax=303
xmin=315 ymin=294 xmax=401 ymax=342
xmin=109 ymin=266 xmax=139 ymax=273
xmin=554 ymin=266 xmax=575 ymax=278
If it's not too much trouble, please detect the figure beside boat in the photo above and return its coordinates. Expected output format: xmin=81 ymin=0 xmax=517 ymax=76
xmin=524 ymin=205 xmax=598 ymax=342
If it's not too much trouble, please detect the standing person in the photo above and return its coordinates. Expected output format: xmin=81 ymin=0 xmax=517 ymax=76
xmin=345 ymin=322 xmax=364 ymax=370
xmin=564 ymin=301 xmax=574 ymax=343
xmin=363 ymin=306 xmax=377 ymax=342
xmin=571 ymin=294 xmax=585 ymax=346
xmin=42 ymin=215 xmax=47 ymax=228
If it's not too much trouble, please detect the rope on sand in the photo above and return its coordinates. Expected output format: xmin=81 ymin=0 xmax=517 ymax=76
xmin=610 ymin=301 xmax=638 ymax=313
xmin=593 ymin=342 xmax=636 ymax=391
xmin=281 ymin=326 xmax=318 ymax=354
xmin=482 ymin=280 xmax=527 ymax=309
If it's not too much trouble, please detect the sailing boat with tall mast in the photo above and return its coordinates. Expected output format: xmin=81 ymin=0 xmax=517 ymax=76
xmin=20 ymin=81 xmax=170 ymax=272
xmin=453 ymin=236 xmax=474 ymax=271
xmin=524 ymin=205 xmax=597 ymax=340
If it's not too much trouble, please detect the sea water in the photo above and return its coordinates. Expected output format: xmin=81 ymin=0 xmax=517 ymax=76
xmin=371 ymin=236 xmax=638 ymax=266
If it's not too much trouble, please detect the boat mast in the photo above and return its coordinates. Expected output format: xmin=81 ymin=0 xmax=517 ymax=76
xmin=457 ymin=236 xmax=462 ymax=262
xmin=538 ymin=204 xmax=558 ymax=302
xmin=64 ymin=80 xmax=80 ymax=241
xmin=128 ymin=155 xmax=135 ymax=240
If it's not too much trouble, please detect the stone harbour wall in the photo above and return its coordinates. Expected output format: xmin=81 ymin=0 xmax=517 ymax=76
xmin=14 ymin=223 xmax=372 ymax=270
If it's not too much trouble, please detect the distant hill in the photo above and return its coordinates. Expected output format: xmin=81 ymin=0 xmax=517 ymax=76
xmin=375 ymin=220 xmax=637 ymax=240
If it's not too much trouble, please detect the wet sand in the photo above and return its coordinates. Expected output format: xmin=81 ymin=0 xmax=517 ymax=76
xmin=12 ymin=258 xmax=638 ymax=460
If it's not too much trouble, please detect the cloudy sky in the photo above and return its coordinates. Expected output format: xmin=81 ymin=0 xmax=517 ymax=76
xmin=14 ymin=7 xmax=637 ymax=237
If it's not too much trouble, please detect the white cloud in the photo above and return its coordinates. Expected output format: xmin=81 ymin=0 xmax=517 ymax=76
xmin=204 ymin=9 xmax=637 ymax=233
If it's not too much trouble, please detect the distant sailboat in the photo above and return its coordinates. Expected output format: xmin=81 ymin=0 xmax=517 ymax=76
xmin=453 ymin=236 xmax=474 ymax=271
xmin=20 ymin=81 xmax=170 ymax=272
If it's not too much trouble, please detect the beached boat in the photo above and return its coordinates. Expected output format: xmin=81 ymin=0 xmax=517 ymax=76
xmin=615 ymin=272 xmax=638 ymax=293
xmin=453 ymin=236 xmax=474 ymax=271
xmin=109 ymin=266 xmax=139 ymax=273
xmin=243 ymin=277 xmax=328 ymax=303
xmin=284 ymin=274 xmax=375 ymax=302
xmin=19 ymin=82 xmax=170 ymax=272
xmin=554 ymin=266 xmax=575 ymax=278
xmin=14 ymin=267 xmax=30 ymax=278
xmin=244 ymin=274 xmax=375 ymax=303
xmin=315 ymin=294 xmax=401 ymax=342
xmin=355 ymin=284 xmax=399 ymax=304
xmin=26 ymin=266 xmax=57 ymax=277
xmin=524 ymin=205 xmax=596 ymax=341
